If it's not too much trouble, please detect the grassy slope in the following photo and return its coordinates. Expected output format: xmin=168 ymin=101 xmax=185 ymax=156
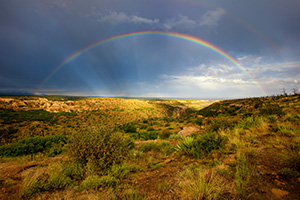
xmin=0 ymin=95 xmax=300 ymax=199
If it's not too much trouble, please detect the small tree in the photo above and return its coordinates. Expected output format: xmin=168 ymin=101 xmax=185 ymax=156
xmin=67 ymin=126 xmax=134 ymax=172
xmin=292 ymin=88 xmax=298 ymax=95
xmin=282 ymin=88 xmax=288 ymax=96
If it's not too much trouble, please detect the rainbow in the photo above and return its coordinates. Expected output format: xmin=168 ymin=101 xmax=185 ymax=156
xmin=35 ymin=31 xmax=268 ymax=96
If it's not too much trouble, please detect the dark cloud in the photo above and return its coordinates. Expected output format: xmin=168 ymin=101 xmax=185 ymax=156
xmin=0 ymin=0 xmax=299 ymax=98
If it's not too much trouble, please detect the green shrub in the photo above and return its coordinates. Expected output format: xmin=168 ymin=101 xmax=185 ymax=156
xmin=159 ymin=130 xmax=172 ymax=139
xmin=175 ymin=137 xmax=194 ymax=155
xmin=62 ymin=162 xmax=85 ymax=181
xmin=285 ymin=114 xmax=300 ymax=123
xmin=164 ymin=144 xmax=175 ymax=155
xmin=191 ymin=132 xmax=223 ymax=158
xmin=146 ymin=127 xmax=155 ymax=131
xmin=129 ymin=133 xmax=140 ymax=140
xmin=207 ymin=118 xmax=237 ymax=132
xmin=0 ymin=109 xmax=76 ymax=125
xmin=198 ymin=106 xmax=219 ymax=117
xmin=259 ymin=104 xmax=284 ymax=116
xmin=176 ymin=132 xmax=223 ymax=158
xmin=109 ymin=163 xmax=138 ymax=179
xmin=270 ymin=124 xmax=298 ymax=136
xmin=47 ymin=171 xmax=73 ymax=190
xmin=139 ymin=124 xmax=148 ymax=130
xmin=0 ymin=127 xmax=18 ymax=144
xmin=123 ymin=124 xmax=137 ymax=133
xmin=266 ymin=115 xmax=278 ymax=123
xmin=46 ymin=143 xmax=65 ymax=157
xmin=279 ymin=167 xmax=299 ymax=178
xmin=67 ymin=126 xmax=134 ymax=171
xmin=0 ymin=135 xmax=68 ymax=157
xmin=99 ymin=175 xmax=118 ymax=187
xmin=79 ymin=175 xmax=118 ymax=191
xmin=169 ymin=134 xmax=182 ymax=140
xmin=130 ymin=131 xmax=158 ymax=140
xmin=78 ymin=175 xmax=102 ymax=190
xmin=237 ymin=117 xmax=261 ymax=129
xmin=194 ymin=118 xmax=203 ymax=126
xmin=139 ymin=131 xmax=158 ymax=140
xmin=147 ymin=161 xmax=165 ymax=170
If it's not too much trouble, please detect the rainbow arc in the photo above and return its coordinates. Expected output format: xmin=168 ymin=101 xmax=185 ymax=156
xmin=35 ymin=31 xmax=267 ymax=96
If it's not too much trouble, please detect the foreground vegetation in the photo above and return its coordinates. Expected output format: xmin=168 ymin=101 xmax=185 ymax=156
xmin=0 ymin=95 xmax=300 ymax=199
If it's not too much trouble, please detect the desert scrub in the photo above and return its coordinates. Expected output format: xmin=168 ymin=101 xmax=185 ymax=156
xmin=176 ymin=132 xmax=224 ymax=158
xmin=177 ymin=166 xmax=227 ymax=200
xmin=159 ymin=130 xmax=172 ymax=139
xmin=237 ymin=116 xmax=262 ymax=130
xmin=234 ymin=149 xmax=256 ymax=198
xmin=207 ymin=118 xmax=237 ymax=132
xmin=285 ymin=114 xmax=300 ymax=123
xmin=109 ymin=162 xmax=139 ymax=179
xmin=0 ymin=135 xmax=68 ymax=157
xmin=123 ymin=124 xmax=137 ymax=133
xmin=259 ymin=104 xmax=284 ymax=117
xmin=169 ymin=134 xmax=182 ymax=140
xmin=20 ymin=164 xmax=73 ymax=198
xmin=46 ymin=164 xmax=73 ymax=190
xmin=138 ymin=141 xmax=174 ymax=154
xmin=129 ymin=131 xmax=158 ymax=140
xmin=67 ymin=126 xmax=134 ymax=172
xmin=140 ymin=131 xmax=158 ymax=140
xmin=279 ymin=167 xmax=300 ymax=178
xmin=0 ymin=109 xmax=76 ymax=125
xmin=269 ymin=124 xmax=298 ymax=136
xmin=281 ymin=150 xmax=300 ymax=173
xmin=77 ymin=174 xmax=118 ymax=191
xmin=175 ymin=136 xmax=194 ymax=155
xmin=62 ymin=161 xmax=85 ymax=181
xmin=20 ymin=168 xmax=48 ymax=198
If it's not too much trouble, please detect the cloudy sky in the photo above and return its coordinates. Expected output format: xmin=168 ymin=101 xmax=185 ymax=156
xmin=1 ymin=0 xmax=299 ymax=99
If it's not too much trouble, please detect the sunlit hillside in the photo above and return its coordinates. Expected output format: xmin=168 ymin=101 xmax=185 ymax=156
xmin=0 ymin=95 xmax=300 ymax=199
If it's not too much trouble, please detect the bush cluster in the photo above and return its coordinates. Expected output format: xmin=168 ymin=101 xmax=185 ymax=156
xmin=0 ymin=109 xmax=76 ymax=124
xmin=207 ymin=118 xmax=237 ymax=132
xmin=176 ymin=132 xmax=223 ymax=158
xmin=259 ymin=104 xmax=284 ymax=116
xmin=129 ymin=131 xmax=158 ymax=140
xmin=0 ymin=135 xmax=68 ymax=157
xmin=138 ymin=141 xmax=173 ymax=154
xmin=67 ymin=126 xmax=134 ymax=171
xmin=159 ymin=130 xmax=172 ymax=139
xmin=123 ymin=124 xmax=136 ymax=133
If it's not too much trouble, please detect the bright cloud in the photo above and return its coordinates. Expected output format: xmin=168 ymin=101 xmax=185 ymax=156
xmin=163 ymin=15 xmax=198 ymax=30
xmin=156 ymin=58 xmax=300 ymax=97
xmin=198 ymin=8 xmax=226 ymax=26
xmin=98 ymin=10 xmax=159 ymax=25
xmin=97 ymin=8 xmax=226 ymax=30
xmin=162 ymin=8 xmax=226 ymax=31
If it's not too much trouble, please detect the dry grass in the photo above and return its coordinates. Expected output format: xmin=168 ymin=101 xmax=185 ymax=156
xmin=176 ymin=166 xmax=228 ymax=200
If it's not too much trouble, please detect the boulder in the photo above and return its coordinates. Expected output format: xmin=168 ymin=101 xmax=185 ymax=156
xmin=178 ymin=126 xmax=199 ymax=137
